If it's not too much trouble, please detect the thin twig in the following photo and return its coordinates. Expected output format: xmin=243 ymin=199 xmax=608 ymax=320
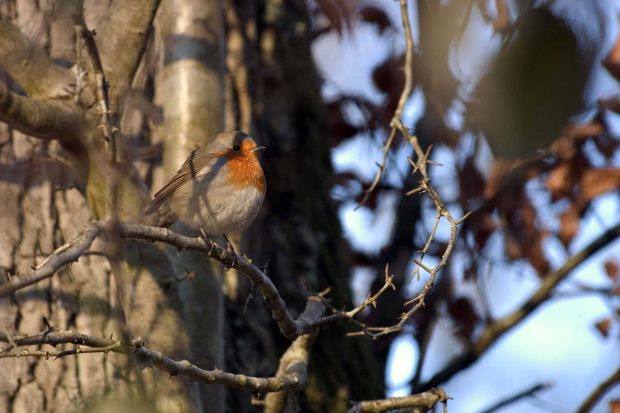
xmin=347 ymin=388 xmax=449 ymax=413
xmin=476 ymin=382 xmax=552 ymax=413
xmin=357 ymin=0 xmax=415 ymax=208
xmin=0 ymin=224 xmax=100 ymax=297
xmin=575 ymin=365 xmax=620 ymax=413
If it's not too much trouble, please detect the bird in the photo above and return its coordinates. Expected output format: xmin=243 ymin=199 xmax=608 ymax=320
xmin=145 ymin=131 xmax=266 ymax=243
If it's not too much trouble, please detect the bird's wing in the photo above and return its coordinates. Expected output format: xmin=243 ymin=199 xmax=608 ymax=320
xmin=144 ymin=171 xmax=190 ymax=215
xmin=144 ymin=146 xmax=219 ymax=216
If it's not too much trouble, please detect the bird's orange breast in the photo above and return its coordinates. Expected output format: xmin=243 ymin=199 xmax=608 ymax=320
xmin=225 ymin=142 xmax=266 ymax=193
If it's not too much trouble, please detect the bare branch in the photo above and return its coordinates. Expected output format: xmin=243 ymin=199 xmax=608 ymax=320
xmin=0 ymin=329 xmax=116 ymax=349
xmin=117 ymin=223 xmax=321 ymax=339
xmin=312 ymin=266 xmax=396 ymax=334
xmin=0 ymin=81 xmax=84 ymax=145
xmin=0 ymin=330 xmax=313 ymax=392
xmin=415 ymin=221 xmax=620 ymax=391
xmin=264 ymin=329 xmax=318 ymax=412
xmin=76 ymin=26 xmax=116 ymax=158
xmin=0 ymin=224 xmax=100 ymax=298
xmin=477 ymin=382 xmax=552 ymax=413
xmin=576 ymin=365 xmax=620 ymax=413
xmin=0 ymin=220 xmax=325 ymax=341
xmin=347 ymin=388 xmax=449 ymax=413
xmin=0 ymin=20 xmax=74 ymax=98
xmin=132 ymin=337 xmax=307 ymax=392
xmin=358 ymin=0 xmax=415 ymax=207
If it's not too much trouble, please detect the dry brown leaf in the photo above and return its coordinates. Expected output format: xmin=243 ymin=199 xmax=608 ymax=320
xmin=611 ymin=400 xmax=620 ymax=413
xmin=580 ymin=168 xmax=620 ymax=200
xmin=525 ymin=237 xmax=551 ymax=275
xmin=559 ymin=204 xmax=580 ymax=246
xmin=448 ymin=297 xmax=480 ymax=342
xmin=604 ymin=259 xmax=619 ymax=280
xmin=594 ymin=317 xmax=612 ymax=338
xmin=546 ymin=164 xmax=573 ymax=199
xmin=316 ymin=0 xmax=352 ymax=35
xmin=598 ymin=95 xmax=620 ymax=114
xmin=505 ymin=232 xmax=522 ymax=260
xmin=358 ymin=6 xmax=391 ymax=34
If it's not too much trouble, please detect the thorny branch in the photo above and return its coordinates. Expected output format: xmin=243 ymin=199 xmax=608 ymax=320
xmin=335 ymin=125 xmax=468 ymax=338
xmin=347 ymin=388 xmax=449 ymax=413
xmin=0 ymin=329 xmax=313 ymax=393
xmin=352 ymin=0 xmax=468 ymax=338
xmin=358 ymin=0 xmax=415 ymax=207
xmin=0 ymin=221 xmax=323 ymax=340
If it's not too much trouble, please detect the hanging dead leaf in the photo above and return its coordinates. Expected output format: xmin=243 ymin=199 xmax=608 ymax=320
xmin=448 ymin=297 xmax=480 ymax=342
xmin=594 ymin=135 xmax=620 ymax=159
xmin=372 ymin=54 xmax=406 ymax=115
xmin=594 ymin=317 xmax=612 ymax=338
xmin=358 ymin=6 xmax=392 ymax=34
xmin=546 ymin=163 xmax=573 ymax=200
xmin=505 ymin=232 xmax=522 ymax=260
xmin=524 ymin=236 xmax=551 ymax=275
xmin=327 ymin=100 xmax=359 ymax=145
xmin=604 ymin=259 xmax=619 ymax=280
xmin=598 ymin=95 xmax=620 ymax=114
xmin=580 ymin=168 xmax=620 ymax=200
xmin=611 ymin=400 xmax=620 ymax=413
xmin=459 ymin=158 xmax=486 ymax=203
xmin=467 ymin=211 xmax=498 ymax=248
xmin=559 ymin=204 xmax=580 ymax=246
xmin=316 ymin=0 xmax=352 ymax=35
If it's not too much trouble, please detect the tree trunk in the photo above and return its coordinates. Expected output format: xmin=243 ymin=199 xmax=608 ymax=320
xmin=223 ymin=1 xmax=383 ymax=411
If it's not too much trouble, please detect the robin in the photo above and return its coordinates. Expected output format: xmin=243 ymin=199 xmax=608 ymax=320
xmin=145 ymin=131 xmax=266 ymax=243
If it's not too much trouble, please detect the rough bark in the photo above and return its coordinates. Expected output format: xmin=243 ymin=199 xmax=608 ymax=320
xmin=0 ymin=1 xmax=201 ymax=412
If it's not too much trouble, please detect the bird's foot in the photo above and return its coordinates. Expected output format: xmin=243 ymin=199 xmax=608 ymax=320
xmin=199 ymin=227 xmax=217 ymax=254
xmin=222 ymin=233 xmax=238 ymax=269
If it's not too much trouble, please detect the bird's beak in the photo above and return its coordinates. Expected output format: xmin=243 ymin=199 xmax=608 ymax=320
xmin=253 ymin=146 xmax=266 ymax=151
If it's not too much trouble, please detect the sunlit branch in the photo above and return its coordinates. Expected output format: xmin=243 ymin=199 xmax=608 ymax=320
xmin=357 ymin=0 xmax=415 ymax=207
xmin=0 ymin=20 xmax=74 ymax=98
xmin=347 ymin=388 xmax=449 ymax=413
xmin=0 ymin=220 xmax=324 ymax=341
xmin=0 ymin=81 xmax=84 ymax=145
xmin=0 ymin=224 xmax=100 ymax=297
xmin=263 ymin=329 xmax=318 ymax=412
xmin=117 ymin=223 xmax=321 ymax=339
xmin=0 ymin=329 xmax=313 ymax=392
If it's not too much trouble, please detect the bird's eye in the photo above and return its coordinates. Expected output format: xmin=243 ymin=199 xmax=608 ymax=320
xmin=232 ymin=144 xmax=241 ymax=152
